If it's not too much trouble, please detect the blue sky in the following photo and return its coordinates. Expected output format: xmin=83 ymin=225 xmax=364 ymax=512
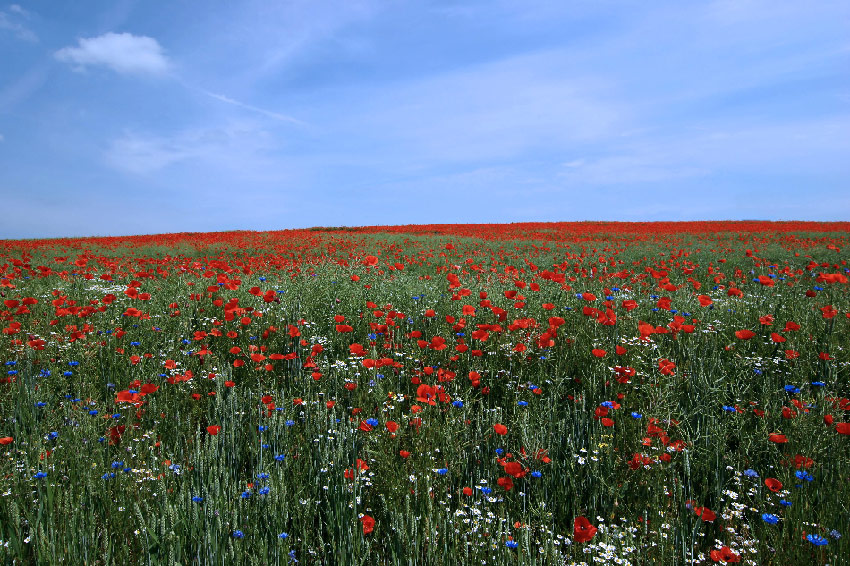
xmin=1 ymin=0 xmax=848 ymax=239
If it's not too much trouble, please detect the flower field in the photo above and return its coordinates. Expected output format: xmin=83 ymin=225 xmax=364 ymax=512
xmin=0 ymin=221 xmax=849 ymax=565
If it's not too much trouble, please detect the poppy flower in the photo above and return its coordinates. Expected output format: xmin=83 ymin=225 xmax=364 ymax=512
xmin=0 ymin=437 xmax=12 ymax=445
xmin=836 ymin=423 xmax=850 ymax=435
xmin=360 ymin=514 xmax=375 ymax=534
xmin=709 ymin=546 xmax=740 ymax=563
xmin=496 ymin=476 xmax=514 ymax=490
xmin=591 ymin=349 xmax=606 ymax=358
xmin=697 ymin=295 xmax=713 ymax=307
xmin=573 ymin=516 xmax=597 ymax=543
xmin=694 ymin=507 xmax=716 ymax=522
xmin=734 ymin=329 xmax=755 ymax=340
xmin=764 ymin=478 xmax=783 ymax=492
xmin=493 ymin=424 xmax=508 ymax=435
xmin=768 ymin=433 xmax=788 ymax=444
xmin=206 ymin=425 xmax=221 ymax=435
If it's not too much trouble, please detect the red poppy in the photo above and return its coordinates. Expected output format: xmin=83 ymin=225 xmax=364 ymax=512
xmin=836 ymin=423 xmax=850 ymax=435
xmin=768 ymin=433 xmax=788 ymax=444
xmin=0 ymin=437 xmax=12 ymax=445
xmin=573 ymin=516 xmax=597 ymax=543
xmin=462 ymin=487 xmax=473 ymax=496
xmin=734 ymin=329 xmax=755 ymax=340
xmin=591 ymin=349 xmax=606 ymax=358
xmin=694 ymin=507 xmax=716 ymax=522
xmin=497 ymin=476 xmax=514 ymax=490
xmin=360 ymin=514 xmax=375 ymax=534
xmin=710 ymin=546 xmax=740 ymax=563
xmin=697 ymin=295 xmax=713 ymax=307
xmin=206 ymin=425 xmax=221 ymax=435
xmin=764 ymin=478 xmax=783 ymax=492
xmin=493 ymin=424 xmax=508 ymax=435
xmin=385 ymin=421 xmax=398 ymax=433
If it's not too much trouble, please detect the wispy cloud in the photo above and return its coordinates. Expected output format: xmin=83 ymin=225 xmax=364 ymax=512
xmin=55 ymin=32 xmax=171 ymax=76
xmin=195 ymin=88 xmax=306 ymax=125
xmin=105 ymin=123 xmax=278 ymax=175
xmin=0 ymin=5 xmax=37 ymax=42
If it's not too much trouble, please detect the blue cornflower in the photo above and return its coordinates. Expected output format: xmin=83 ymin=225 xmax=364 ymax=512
xmin=111 ymin=461 xmax=124 ymax=469
xmin=101 ymin=472 xmax=115 ymax=479
xmin=285 ymin=420 xmax=295 ymax=427
xmin=367 ymin=333 xmax=377 ymax=340
xmin=259 ymin=486 xmax=270 ymax=495
xmin=275 ymin=454 xmax=286 ymax=462
xmin=452 ymin=400 xmax=464 ymax=408
xmin=261 ymin=444 xmax=270 ymax=449
xmin=779 ymin=499 xmax=792 ymax=507
xmin=288 ymin=550 xmax=298 ymax=563
xmin=36 ymin=402 xmax=46 ymax=408
xmin=829 ymin=530 xmax=841 ymax=540
xmin=366 ymin=418 xmax=379 ymax=427
xmin=517 ymin=401 xmax=528 ymax=407
xmin=40 ymin=369 xmax=51 ymax=377
xmin=811 ymin=381 xmax=825 ymax=387
xmin=257 ymin=472 xmax=270 ymax=479
xmin=784 ymin=385 xmax=800 ymax=394
xmin=232 ymin=530 xmax=244 ymax=539
xmin=722 ymin=405 xmax=737 ymax=412
xmin=112 ymin=414 xmax=121 ymax=419
xmin=631 ymin=412 xmax=642 ymax=419
xmin=601 ymin=401 xmax=614 ymax=408
xmin=130 ymin=342 xmax=141 ymax=346
xmin=795 ymin=470 xmax=813 ymax=482
xmin=64 ymin=371 xmax=73 ymax=377
xmin=806 ymin=534 xmax=828 ymax=546
xmin=480 ymin=487 xmax=492 ymax=495
xmin=506 ymin=540 xmax=518 ymax=549
xmin=278 ymin=532 xmax=289 ymax=539
xmin=48 ymin=432 xmax=58 ymax=440
xmin=762 ymin=513 xmax=779 ymax=524
xmin=436 ymin=468 xmax=448 ymax=475
xmin=69 ymin=361 xmax=79 ymax=366
xmin=241 ymin=491 xmax=251 ymax=499
xmin=495 ymin=448 xmax=504 ymax=456
xmin=744 ymin=469 xmax=759 ymax=478
xmin=192 ymin=496 xmax=203 ymax=503
xmin=7 ymin=370 xmax=17 ymax=376
xmin=531 ymin=471 xmax=542 ymax=478
xmin=89 ymin=410 xmax=98 ymax=416
xmin=259 ymin=277 xmax=266 ymax=282
xmin=258 ymin=426 xmax=267 ymax=432
xmin=33 ymin=471 xmax=47 ymax=479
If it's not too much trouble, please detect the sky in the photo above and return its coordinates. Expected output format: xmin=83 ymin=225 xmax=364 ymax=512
xmin=1 ymin=0 xmax=848 ymax=239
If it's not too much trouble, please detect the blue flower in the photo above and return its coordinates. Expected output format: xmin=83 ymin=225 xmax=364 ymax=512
xmin=779 ymin=499 xmax=792 ymax=507
xmin=278 ymin=532 xmax=289 ymax=539
xmin=112 ymin=414 xmax=121 ymax=419
xmin=33 ymin=471 xmax=47 ymax=479
xmin=806 ymin=534 xmax=828 ymax=546
xmin=481 ymin=487 xmax=492 ymax=495
xmin=744 ymin=469 xmax=759 ymax=478
xmin=257 ymin=473 xmax=270 ymax=479
xmin=762 ymin=513 xmax=779 ymax=524
xmin=517 ymin=401 xmax=528 ymax=407
xmin=36 ymin=402 xmax=46 ymax=408
xmin=232 ymin=530 xmax=244 ymax=539
xmin=452 ymin=400 xmax=464 ymax=408
xmin=258 ymin=426 xmax=267 ymax=432
xmin=275 ymin=454 xmax=286 ymax=462
xmin=795 ymin=470 xmax=813 ymax=482
xmin=811 ymin=381 xmax=825 ymax=387
xmin=63 ymin=371 xmax=73 ymax=377
xmin=601 ymin=401 xmax=613 ymax=408
xmin=241 ymin=491 xmax=251 ymax=499
xmin=531 ymin=471 xmax=542 ymax=478
xmin=192 ymin=496 xmax=203 ymax=503
xmin=631 ymin=412 xmax=642 ymax=419
xmin=784 ymin=385 xmax=800 ymax=394
xmin=495 ymin=448 xmax=504 ymax=456
xmin=285 ymin=420 xmax=295 ymax=427
xmin=261 ymin=444 xmax=270 ymax=449
xmin=366 ymin=418 xmax=379 ymax=427
xmin=505 ymin=540 xmax=518 ymax=549
xmin=48 ymin=432 xmax=58 ymax=440
xmin=259 ymin=486 xmax=270 ymax=495
xmin=436 ymin=468 xmax=448 ymax=475
xmin=111 ymin=461 xmax=124 ymax=469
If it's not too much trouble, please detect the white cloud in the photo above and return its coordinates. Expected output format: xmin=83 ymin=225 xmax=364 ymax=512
xmin=0 ymin=8 xmax=37 ymax=41
xmin=0 ymin=133 xmax=4 ymax=142
xmin=55 ymin=32 xmax=170 ymax=76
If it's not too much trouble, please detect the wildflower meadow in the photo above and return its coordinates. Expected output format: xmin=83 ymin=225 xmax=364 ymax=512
xmin=0 ymin=221 xmax=848 ymax=565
